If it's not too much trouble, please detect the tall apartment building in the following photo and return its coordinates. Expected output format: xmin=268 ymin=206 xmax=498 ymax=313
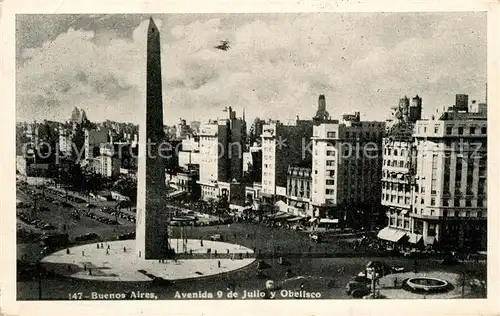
xmin=379 ymin=96 xmax=422 ymax=244
xmin=198 ymin=107 xmax=246 ymax=202
xmin=261 ymin=119 xmax=313 ymax=200
xmin=311 ymin=112 xmax=385 ymax=226
xmin=379 ymin=95 xmax=487 ymax=251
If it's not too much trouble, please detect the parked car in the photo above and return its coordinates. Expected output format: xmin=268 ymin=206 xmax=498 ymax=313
xmin=345 ymin=276 xmax=371 ymax=298
xmin=210 ymin=234 xmax=223 ymax=241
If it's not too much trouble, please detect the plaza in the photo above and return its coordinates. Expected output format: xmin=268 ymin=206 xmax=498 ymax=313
xmin=41 ymin=239 xmax=255 ymax=281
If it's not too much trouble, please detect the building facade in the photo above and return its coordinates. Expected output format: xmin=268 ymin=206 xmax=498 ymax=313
xmin=311 ymin=113 xmax=385 ymax=227
xmin=286 ymin=166 xmax=312 ymax=217
xmin=198 ymin=107 xmax=246 ymax=202
xmin=261 ymin=119 xmax=313 ymax=198
xmin=379 ymin=95 xmax=487 ymax=252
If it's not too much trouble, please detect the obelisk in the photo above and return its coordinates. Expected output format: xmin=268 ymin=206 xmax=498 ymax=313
xmin=136 ymin=17 xmax=170 ymax=259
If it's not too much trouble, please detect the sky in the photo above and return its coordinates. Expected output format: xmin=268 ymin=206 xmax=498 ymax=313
xmin=15 ymin=13 xmax=487 ymax=125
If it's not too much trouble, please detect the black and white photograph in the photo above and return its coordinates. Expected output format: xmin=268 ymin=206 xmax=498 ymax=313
xmin=2 ymin=1 xmax=498 ymax=313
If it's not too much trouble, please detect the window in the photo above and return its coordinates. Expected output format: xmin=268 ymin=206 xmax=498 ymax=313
xmin=434 ymin=126 xmax=439 ymax=133
xmin=327 ymin=131 xmax=336 ymax=138
xmin=446 ymin=127 xmax=453 ymax=135
xmin=466 ymin=199 xmax=472 ymax=207
xmin=326 ymin=179 xmax=335 ymax=185
xmin=325 ymin=189 xmax=335 ymax=195
xmin=470 ymin=127 xmax=476 ymax=135
xmin=454 ymin=199 xmax=460 ymax=207
xmin=443 ymin=210 xmax=448 ymax=217
xmin=454 ymin=211 xmax=460 ymax=217
xmin=346 ymin=132 xmax=350 ymax=138
xmin=477 ymin=211 xmax=483 ymax=218
xmin=481 ymin=127 xmax=487 ymax=134
xmin=431 ymin=198 xmax=435 ymax=206
xmin=394 ymin=149 xmax=398 ymax=156
xmin=477 ymin=199 xmax=483 ymax=207
xmin=326 ymin=160 xmax=335 ymax=166
xmin=458 ymin=127 xmax=464 ymax=135
xmin=443 ymin=199 xmax=449 ymax=207
xmin=327 ymin=150 xmax=335 ymax=156
xmin=329 ymin=170 xmax=335 ymax=177
xmin=466 ymin=211 xmax=471 ymax=217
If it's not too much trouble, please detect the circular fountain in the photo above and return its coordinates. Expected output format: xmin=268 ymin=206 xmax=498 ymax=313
xmin=404 ymin=277 xmax=451 ymax=294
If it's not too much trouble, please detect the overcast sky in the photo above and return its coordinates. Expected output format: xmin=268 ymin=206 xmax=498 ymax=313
xmin=16 ymin=13 xmax=486 ymax=125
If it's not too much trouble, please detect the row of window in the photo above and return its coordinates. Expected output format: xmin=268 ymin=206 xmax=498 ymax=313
xmin=383 ymin=159 xmax=410 ymax=168
xmin=383 ymin=148 xmax=408 ymax=156
xmin=446 ymin=126 xmax=487 ymax=135
xmin=419 ymin=125 xmax=487 ymax=135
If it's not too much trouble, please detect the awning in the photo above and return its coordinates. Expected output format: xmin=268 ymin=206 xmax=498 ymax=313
xmin=287 ymin=216 xmax=303 ymax=222
xmin=408 ymin=233 xmax=423 ymax=244
xmin=377 ymin=227 xmax=407 ymax=242
xmin=424 ymin=236 xmax=435 ymax=245
xmin=274 ymin=213 xmax=293 ymax=219
xmin=320 ymin=218 xmax=339 ymax=224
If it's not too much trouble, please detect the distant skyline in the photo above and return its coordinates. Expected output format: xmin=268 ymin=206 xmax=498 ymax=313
xmin=16 ymin=13 xmax=487 ymax=125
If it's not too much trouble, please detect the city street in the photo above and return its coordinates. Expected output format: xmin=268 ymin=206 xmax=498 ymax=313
xmin=17 ymin=255 xmax=486 ymax=300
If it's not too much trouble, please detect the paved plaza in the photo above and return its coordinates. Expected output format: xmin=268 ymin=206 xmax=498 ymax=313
xmin=41 ymin=239 xmax=255 ymax=282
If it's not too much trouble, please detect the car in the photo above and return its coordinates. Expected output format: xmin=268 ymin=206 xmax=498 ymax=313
xmin=86 ymin=203 xmax=96 ymax=208
xmin=210 ymin=234 xmax=223 ymax=241
xmin=345 ymin=278 xmax=371 ymax=298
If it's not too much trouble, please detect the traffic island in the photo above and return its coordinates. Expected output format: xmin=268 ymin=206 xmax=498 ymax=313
xmin=40 ymin=239 xmax=255 ymax=282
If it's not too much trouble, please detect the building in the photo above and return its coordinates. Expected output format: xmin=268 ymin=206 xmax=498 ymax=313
xmin=379 ymin=95 xmax=487 ymax=252
xmin=411 ymin=109 xmax=487 ymax=251
xmin=386 ymin=96 xmax=423 ymax=128
xmin=189 ymin=121 xmax=201 ymax=135
xmin=261 ymin=119 xmax=313 ymax=200
xmin=178 ymin=137 xmax=200 ymax=169
xmin=70 ymin=106 xmax=89 ymax=125
xmin=311 ymin=112 xmax=385 ymax=226
xmin=378 ymin=96 xmax=423 ymax=245
xmin=136 ymin=18 xmax=172 ymax=259
xmin=84 ymin=127 xmax=109 ymax=164
xmin=198 ymin=107 xmax=247 ymax=202
xmin=286 ymin=166 xmax=312 ymax=217
xmin=176 ymin=118 xmax=190 ymax=139
xmin=98 ymin=143 xmax=121 ymax=179
xmin=378 ymin=122 xmax=417 ymax=245
xmin=313 ymin=94 xmax=331 ymax=122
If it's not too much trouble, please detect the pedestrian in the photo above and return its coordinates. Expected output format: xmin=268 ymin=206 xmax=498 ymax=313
xmin=190 ymin=249 xmax=193 ymax=255
xmin=101 ymin=242 xmax=104 ymax=248
xmin=107 ymin=245 xmax=110 ymax=250
xmin=89 ymin=268 xmax=92 ymax=276
xmin=214 ymin=250 xmax=218 ymax=256
xmin=106 ymin=249 xmax=109 ymax=255
xmin=66 ymin=248 xmax=70 ymax=255
xmin=97 ymin=243 xmax=100 ymax=249
xmin=394 ymin=278 xmax=398 ymax=288
xmin=82 ymin=251 xmax=85 ymax=256
xmin=68 ymin=264 xmax=71 ymax=272
xmin=246 ymin=251 xmax=249 ymax=258
xmin=84 ymin=264 xmax=87 ymax=271
xmin=200 ymin=240 xmax=204 ymax=247
xmin=123 ymin=246 xmax=127 ymax=252
xmin=227 ymin=249 xmax=230 ymax=254
xmin=218 ymin=260 xmax=221 ymax=268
